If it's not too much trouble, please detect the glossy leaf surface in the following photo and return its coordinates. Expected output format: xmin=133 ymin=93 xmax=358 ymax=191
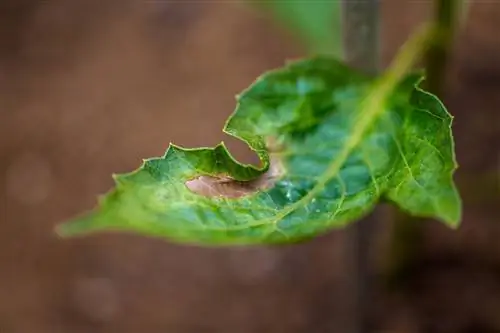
xmin=57 ymin=57 xmax=461 ymax=245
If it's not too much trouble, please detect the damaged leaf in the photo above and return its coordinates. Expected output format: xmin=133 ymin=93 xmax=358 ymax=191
xmin=57 ymin=55 xmax=461 ymax=245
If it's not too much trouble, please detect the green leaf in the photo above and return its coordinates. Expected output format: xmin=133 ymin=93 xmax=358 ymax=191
xmin=57 ymin=55 xmax=461 ymax=245
xmin=251 ymin=0 xmax=342 ymax=57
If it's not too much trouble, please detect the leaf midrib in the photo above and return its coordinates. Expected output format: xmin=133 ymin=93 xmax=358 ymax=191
xmin=221 ymin=25 xmax=433 ymax=234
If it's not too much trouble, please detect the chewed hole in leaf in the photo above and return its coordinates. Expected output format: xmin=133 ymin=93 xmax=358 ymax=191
xmin=57 ymin=55 xmax=461 ymax=245
xmin=185 ymin=157 xmax=285 ymax=199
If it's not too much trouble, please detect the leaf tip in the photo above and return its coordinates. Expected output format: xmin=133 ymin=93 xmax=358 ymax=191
xmin=164 ymin=143 xmax=185 ymax=158
xmin=55 ymin=213 xmax=103 ymax=238
xmin=439 ymin=188 xmax=463 ymax=229
xmin=447 ymin=219 xmax=461 ymax=229
xmin=441 ymin=214 xmax=461 ymax=229
xmin=445 ymin=208 xmax=462 ymax=230
xmin=111 ymin=172 xmax=123 ymax=183
xmin=216 ymin=141 xmax=228 ymax=150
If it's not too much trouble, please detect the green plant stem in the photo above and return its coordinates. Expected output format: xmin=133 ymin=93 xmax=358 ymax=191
xmin=424 ymin=0 xmax=463 ymax=96
xmin=342 ymin=1 xmax=380 ymax=331
xmin=386 ymin=0 xmax=464 ymax=289
xmin=342 ymin=3 xmax=435 ymax=330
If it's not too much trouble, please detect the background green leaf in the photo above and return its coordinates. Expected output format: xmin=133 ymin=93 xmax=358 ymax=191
xmin=57 ymin=57 xmax=461 ymax=245
xmin=251 ymin=0 xmax=343 ymax=57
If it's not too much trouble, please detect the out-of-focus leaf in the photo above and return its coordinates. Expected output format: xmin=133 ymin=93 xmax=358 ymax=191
xmin=252 ymin=0 xmax=342 ymax=56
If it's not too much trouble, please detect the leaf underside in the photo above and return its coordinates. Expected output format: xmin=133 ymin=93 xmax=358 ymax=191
xmin=57 ymin=57 xmax=461 ymax=245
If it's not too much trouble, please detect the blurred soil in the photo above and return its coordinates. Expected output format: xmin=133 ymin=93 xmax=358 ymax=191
xmin=0 ymin=1 xmax=498 ymax=332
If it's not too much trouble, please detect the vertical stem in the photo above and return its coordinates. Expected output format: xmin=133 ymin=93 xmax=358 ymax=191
xmin=342 ymin=0 xmax=380 ymax=74
xmin=342 ymin=1 xmax=380 ymax=332
xmin=386 ymin=0 xmax=464 ymax=289
xmin=424 ymin=0 xmax=462 ymax=95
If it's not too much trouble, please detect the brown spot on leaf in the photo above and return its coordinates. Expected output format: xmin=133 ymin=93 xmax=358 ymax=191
xmin=185 ymin=156 xmax=285 ymax=198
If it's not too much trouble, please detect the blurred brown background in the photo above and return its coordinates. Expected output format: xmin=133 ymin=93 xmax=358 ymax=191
xmin=0 ymin=1 xmax=498 ymax=332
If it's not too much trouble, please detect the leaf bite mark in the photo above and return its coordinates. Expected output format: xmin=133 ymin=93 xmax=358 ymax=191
xmin=185 ymin=157 xmax=285 ymax=199
xmin=58 ymin=52 xmax=461 ymax=245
